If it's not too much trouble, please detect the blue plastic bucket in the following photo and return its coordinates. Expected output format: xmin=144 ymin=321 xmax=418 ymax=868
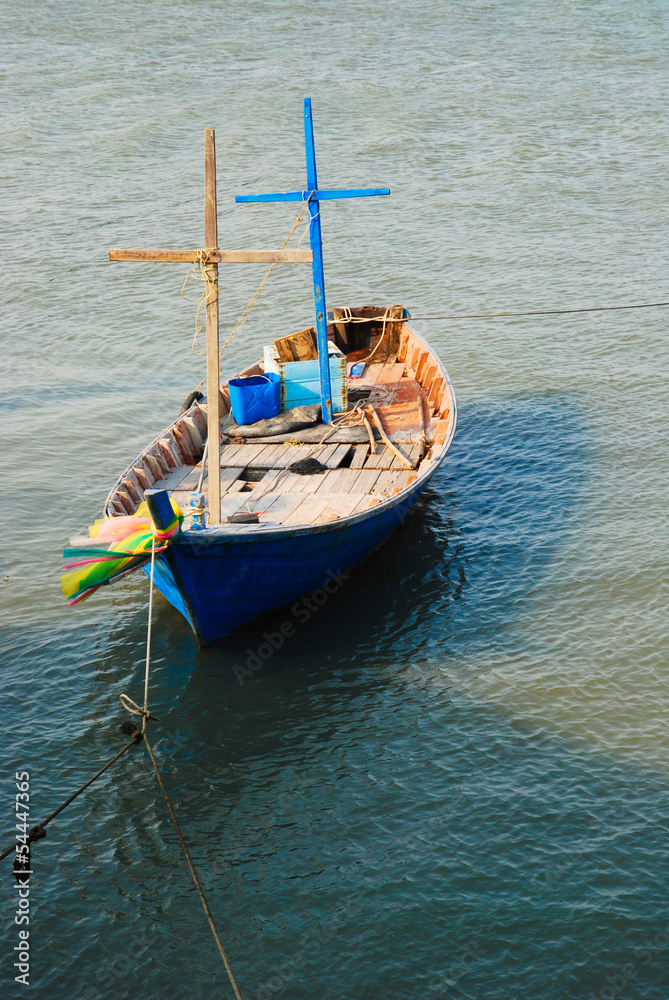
xmin=228 ymin=372 xmax=281 ymax=425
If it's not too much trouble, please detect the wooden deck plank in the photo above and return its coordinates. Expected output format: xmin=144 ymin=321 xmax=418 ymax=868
xmin=351 ymin=494 xmax=383 ymax=515
xmin=248 ymin=444 xmax=277 ymax=466
xmin=312 ymin=492 xmax=367 ymax=523
xmin=175 ymin=466 xmax=203 ymax=491
xmin=256 ymin=493 xmax=307 ymax=523
xmin=253 ymin=468 xmax=284 ymax=489
xmin=281 ymin=494 xmax=334 ymax=526
xmin=219 ymin=441 xmax=246 ymax=463
xmin=295 ymin=472 xmax=328 ymax=493
xmin=156 ymin=465 xmax=193 ymax=491
xmin=314 ymin=443 xmax=338 ymax=466
xmin=276 ymin=444 xmax=314 ymax=468
xmin=373 ymin=470 xmax=410 ymax=494
xmin=350 ymin=444 xmax=369 ymax=469
xmin=350 ymin=468 xmax=383 ymax=494
xmin=363 ymin=445 xmax=394 ymax=470
xmin=325 ymin=468 xmax=363 ymax=494
xmin=324 ymin=443 xmax=353 ymax=468
xmin=266 ymin=469 xmax=302 ymax=492
xmin=225 ymin=444 xmax=266 ymax=468
xmin=220 ymin=494 xmax=249 ymax=520
xmin=313 ymin=468 xmax=349 ymax=494
xmin=389 ymin=442 xmax=422 ymax=469
xmin=263 ymin=444 xmax=295 ymax=468
xmin=197 ymin=465 xmax=246 ymax=491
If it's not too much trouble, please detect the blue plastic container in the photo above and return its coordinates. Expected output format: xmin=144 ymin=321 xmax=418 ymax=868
xmin=228 ymin=372 xmax=281 ymax=425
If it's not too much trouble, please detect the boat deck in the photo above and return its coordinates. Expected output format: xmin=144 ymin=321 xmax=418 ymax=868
xmin=160 ymin=439 xmax=423 ymax=527
xmin=105 ymin=317 xmax=455 ymax=527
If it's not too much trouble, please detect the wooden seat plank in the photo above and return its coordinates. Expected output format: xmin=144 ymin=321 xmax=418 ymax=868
xmin=375 ymin=362 xmax=406 ymax=384
xmin=363 ymin=362 xmax=386 ymax=386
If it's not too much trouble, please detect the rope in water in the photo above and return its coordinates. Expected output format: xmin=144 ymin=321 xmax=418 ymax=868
xmin=4 ymin=535 xmax=246 ymax=1000
xmin=119 ymin=536 xmax=245 ymax=1000
xmin=143 ymin=730 xmax=243 ymax=1000
xmin=0 ymin=735 xmax=142 ymax=864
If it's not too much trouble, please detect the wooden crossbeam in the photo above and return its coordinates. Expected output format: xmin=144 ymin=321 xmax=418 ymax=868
xmin=109 ymin=248 xmax=312 ymax=264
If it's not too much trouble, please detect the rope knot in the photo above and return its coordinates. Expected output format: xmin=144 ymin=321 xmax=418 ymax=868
xmin=181 ymin=249 xmax=219 ymax=355
xmin=119 ymin=693 xmax=159 ymax=725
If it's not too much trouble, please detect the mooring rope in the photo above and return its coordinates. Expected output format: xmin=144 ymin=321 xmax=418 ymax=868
xmin=0 ymin=735 xmax=142 ymax=864
xmin=142 ymin=730 xmax=244 ymax=1000
xmin=118 ymin=536 xmax=245 ymax=1000
xmin=333 ymin=298 xmax=669 ymax=323
xmin=5 ymin=534 xmax=246 ymax=999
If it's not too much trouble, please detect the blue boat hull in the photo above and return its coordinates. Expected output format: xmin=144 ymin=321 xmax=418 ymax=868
xmin=143 ymin=478 xmax=429 ymax=645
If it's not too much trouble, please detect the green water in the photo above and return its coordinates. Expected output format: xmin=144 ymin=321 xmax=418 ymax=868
xmin=2 ymin=2 xmax=669 ymax=998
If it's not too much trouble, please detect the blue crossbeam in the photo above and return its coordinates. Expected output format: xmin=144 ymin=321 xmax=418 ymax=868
xmin=235 ymin=98 xmax=389 ymax=424
xmin=235 ymin=187 xmax=390 ymax=203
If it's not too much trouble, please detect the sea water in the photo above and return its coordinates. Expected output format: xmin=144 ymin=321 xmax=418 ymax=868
xmin=2 ymin=2 xmax=669 ymax=997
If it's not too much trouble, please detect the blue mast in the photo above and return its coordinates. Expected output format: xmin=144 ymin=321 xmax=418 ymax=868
xmin=235 ymin=98 xmax=389 ymax=423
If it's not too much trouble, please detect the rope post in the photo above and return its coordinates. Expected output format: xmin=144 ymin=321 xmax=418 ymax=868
xmin=204 ymin=129 xmax=221 ymax=525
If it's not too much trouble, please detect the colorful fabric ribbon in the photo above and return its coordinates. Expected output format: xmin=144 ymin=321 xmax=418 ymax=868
xmin=61 ymin=499 xmax=183 ymax=606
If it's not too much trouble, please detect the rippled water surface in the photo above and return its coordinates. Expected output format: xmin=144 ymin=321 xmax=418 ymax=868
xmin=2 ymin=2 xmax=669 ymax=998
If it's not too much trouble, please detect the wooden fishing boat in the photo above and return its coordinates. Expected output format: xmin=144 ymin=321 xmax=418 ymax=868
xmin=103 ymin=310 xmax=456 ymax=645
xmin=66 ymin=100 xmax=456 ymax=645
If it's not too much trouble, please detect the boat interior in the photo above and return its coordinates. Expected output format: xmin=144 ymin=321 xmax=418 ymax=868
xmin=104 ymin=307 xmax=455 ymax=528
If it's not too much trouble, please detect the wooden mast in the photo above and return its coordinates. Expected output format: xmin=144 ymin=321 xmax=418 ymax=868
xmin=109 ymin=130 xmax=312 ymax=526
xmin=203 ymin=130 xmax=221 ymax=522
